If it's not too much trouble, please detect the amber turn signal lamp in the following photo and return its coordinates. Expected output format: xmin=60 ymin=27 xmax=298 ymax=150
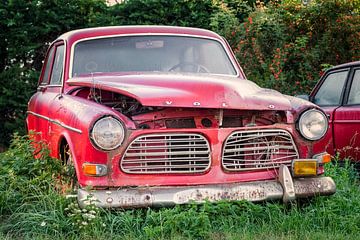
xmin=292 ymin=160 xmax=317 ymax=177
xmin=321 ymin=153 xmax=331 ymax=164
xmin=82 ymin=163 xmax=107 ymax=176
xmin=314 ymin=152 xmax=332 ymax=164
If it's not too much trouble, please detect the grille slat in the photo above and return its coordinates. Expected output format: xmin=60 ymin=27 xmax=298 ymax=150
xmin=128 ymin=145 xmax=208 ymax=150
xmin=121 ymin=164 xmax=210 ymax=170
xmin=134 ymin=139 xmax=206 ymax=143
xmin=226 ymin=140 xmax=293 ymax=146
xmin=224 ymin=145 xmax=295 ymax=153
xmin=121 ymin=133 xmax=211 ymax=174
xmin=222 ymin=129 xmax=299 ymax=171
xmin=224 ymin=160 xmax=292 ymax=166
xmin=224 ymin=154 xmax=298 ymax=161
xmin=124 ymin=150 xmax=209 ymax=157
xmin=228 ymin=135 xmax=292 ymax=142
xmin=121 ymin=156 xmax=208 ymax=161
xmin=122 ymin=158 xmax=209 ymax=164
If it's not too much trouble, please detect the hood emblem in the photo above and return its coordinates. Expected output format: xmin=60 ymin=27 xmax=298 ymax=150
xmin=193 ymin=101 xmax=201 ymax=106
xmin=268 ymin=104 xmax=275 ymax=109
xmin=165 ymin=100 xmax=173 ymax=105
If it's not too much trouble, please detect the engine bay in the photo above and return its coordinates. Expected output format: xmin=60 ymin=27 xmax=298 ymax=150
xmin=72 ymin=87 xmax=287 ymax=129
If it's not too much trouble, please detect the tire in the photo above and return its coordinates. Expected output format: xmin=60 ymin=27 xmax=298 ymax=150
xmin=59 ymin=141 xmax=78 ymax=194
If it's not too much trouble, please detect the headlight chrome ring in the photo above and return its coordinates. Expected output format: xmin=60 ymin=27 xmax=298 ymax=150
xmin=90 ymin=116 xmax=125 ymax=151
xmin=298 ymin=109 xmax=328 ymax=141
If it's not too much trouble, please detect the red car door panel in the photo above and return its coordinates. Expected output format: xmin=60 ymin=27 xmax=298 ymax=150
xmin=333 ymin=106 xmax=360 ymax=159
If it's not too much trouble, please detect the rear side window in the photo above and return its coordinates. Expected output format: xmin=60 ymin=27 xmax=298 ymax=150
xmin=49 ymin=45 xmax=65 ymax=85
xmin=313 ymin=70 xmax=349 ymax=106
xmin=347 ymin=69 xmax=360 ymax=105
xmin=40 ymin=47 xmax=55 ymax=85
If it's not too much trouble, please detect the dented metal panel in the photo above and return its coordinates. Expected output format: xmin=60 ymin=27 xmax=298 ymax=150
xmin=67 ymin=74 xmax=293 ymax=111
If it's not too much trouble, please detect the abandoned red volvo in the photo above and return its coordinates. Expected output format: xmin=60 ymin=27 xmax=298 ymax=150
xmin=27 ymin=26 xmax=335 ymax=208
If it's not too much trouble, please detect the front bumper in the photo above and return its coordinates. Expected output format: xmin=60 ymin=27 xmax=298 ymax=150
xmin=77 ymin=166 xmax=336 ymax=208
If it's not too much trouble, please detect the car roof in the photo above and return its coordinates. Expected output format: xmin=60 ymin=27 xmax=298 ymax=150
xmin=57 ymin=25 xmax=223 ymax=44
xmin=328 ymin=61 xmax=360 ymax=71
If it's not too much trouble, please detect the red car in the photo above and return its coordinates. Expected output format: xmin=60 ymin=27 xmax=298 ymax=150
xmin=27 ymin=26 xmax=335 ymax=208
xmin=303 ymin=61 xmax=360 ymax=161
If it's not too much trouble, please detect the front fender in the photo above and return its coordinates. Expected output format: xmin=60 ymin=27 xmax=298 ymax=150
xmin=47 ymin=94 xmax=135 ymax=187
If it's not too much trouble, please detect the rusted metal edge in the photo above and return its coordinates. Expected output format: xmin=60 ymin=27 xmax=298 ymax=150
xmin=77 ymin=176 xmax=336 ymax=208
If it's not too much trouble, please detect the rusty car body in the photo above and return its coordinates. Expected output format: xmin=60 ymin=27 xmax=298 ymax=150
xmin=27 ymin=26 xmax=335 ymax=208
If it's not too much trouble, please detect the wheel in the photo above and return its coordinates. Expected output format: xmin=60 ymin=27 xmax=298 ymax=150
xmin=169 ymin=62 xmax=210 ymax=73
xmin=59 ymin=141 xmax=78 ymax=194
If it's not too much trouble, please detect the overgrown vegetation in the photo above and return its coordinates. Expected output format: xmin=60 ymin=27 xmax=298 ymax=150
xmin=0 ymin=135 xmax=359 ymax=239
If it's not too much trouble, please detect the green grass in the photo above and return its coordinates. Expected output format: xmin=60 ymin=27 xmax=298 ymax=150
xmin=1 ymin=135 xmax=360 ymax=239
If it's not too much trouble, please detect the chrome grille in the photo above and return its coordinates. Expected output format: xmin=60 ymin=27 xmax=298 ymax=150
xmin=222 ymin=129 xmax=298 ymax=171
xmin=121 ymin=133 xmax=211 ymax=174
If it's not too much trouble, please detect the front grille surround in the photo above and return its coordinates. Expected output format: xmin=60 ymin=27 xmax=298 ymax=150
xmin=222 ymin=129 xmax=299 ymax=172
xmin=121 ymin=133 xmax=211 ymax=174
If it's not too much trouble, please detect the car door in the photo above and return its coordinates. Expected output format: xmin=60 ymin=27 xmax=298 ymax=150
xmin=27 ymin=42 xmax=64 ymax=150
xmin=332 ymin=67 xmax=360 ymax=160
xmin=46 ymin=43 xmax=66 ymax=155
xmin=310 ymin=68 xmax=350 ymax=155
xmin=27 ymin=44 xmax=56 ymax=143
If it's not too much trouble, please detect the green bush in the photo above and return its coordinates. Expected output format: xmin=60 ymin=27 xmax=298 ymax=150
xmin=0 ymin=134 xmax=64 ymax=216
xmin=234 ymin=0 xmax=360 ymax=95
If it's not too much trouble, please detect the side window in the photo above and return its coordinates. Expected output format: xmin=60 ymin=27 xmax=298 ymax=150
xmin=49 ymin=44 xmax=65 ymax=85
xmin=347 ymin=70 xmax=360 ymax=105
xmin=313 ymin=70 xmax=349 ymax=106
xmin=40 ymin=47 xmax=55 ymax=85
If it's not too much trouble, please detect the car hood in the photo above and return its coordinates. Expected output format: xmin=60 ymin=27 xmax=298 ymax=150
xmin=67 ymin=73 xmax=292 ymax=110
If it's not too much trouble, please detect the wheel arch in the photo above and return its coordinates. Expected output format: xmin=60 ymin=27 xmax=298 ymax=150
xmin=57 ymin=133 xmax=81 ymax=180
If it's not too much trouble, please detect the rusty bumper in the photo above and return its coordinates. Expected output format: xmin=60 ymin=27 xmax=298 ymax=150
xmin=77 ymin=173 xmax=336 ymax=208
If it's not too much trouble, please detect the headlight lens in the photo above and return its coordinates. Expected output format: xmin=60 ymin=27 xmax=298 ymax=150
xmin=298 ymin=109 xmax=328 ymax=140
xmin=91 ymin=116 xmax=125 ymax=150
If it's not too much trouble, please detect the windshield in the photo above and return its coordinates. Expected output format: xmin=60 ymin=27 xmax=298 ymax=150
xmin=72 ymin=36 xmax=237 ymax=77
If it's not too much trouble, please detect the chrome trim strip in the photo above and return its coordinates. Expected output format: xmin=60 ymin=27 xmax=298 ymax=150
xmin=27 ymin=111 xmax=82 ymax=134
xmin=69 ymin=33 xmax=240 ymax=78
xmin=334 ymin=120 xmax=360 ymax=123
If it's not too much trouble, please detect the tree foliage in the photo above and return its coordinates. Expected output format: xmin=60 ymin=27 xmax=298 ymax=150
xmin=0 ymin=0 xmax=109 ymax=147
xmin=234 ymin=0 xmax=360 ymax=94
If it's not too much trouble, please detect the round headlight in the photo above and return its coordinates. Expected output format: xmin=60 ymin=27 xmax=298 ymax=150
xmin=298 ymin=109 xmax=328 ymax=141
xmin=91 ymin=116 xmax=125 ymax=150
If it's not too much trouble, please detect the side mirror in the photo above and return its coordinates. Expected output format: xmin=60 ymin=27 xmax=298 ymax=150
xmin=295 ymin=94 xmax=310 ymax=101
